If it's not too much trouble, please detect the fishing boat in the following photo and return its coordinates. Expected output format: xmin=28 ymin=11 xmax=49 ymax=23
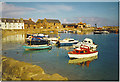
xmin=26 ymin=33 xmax=49 ymax=40
xmin=73 ymin=38 xmax=97 ymax=51
xmin=23 ymin=44 xmax=52 ymax=50
xmin=25 ymin=37 xmax=49 ymax=45
xmin=68 ymin=45 xmax=98 ymax=58
xmin=24 ymin=35 xmax=51 ymax=50
xmin=56 ymin=38 xmax=79 ymax=46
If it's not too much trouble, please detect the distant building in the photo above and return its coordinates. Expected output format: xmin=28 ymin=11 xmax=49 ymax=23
xmin=36 ymin=18 xmax=62 ymax=29
xmin=62 ymin=22 xmax=89 ymax=29
xmin=23 ymin=18 xmax=36 ymax=29
xmin=77 ymin=22 xmax=86 ymax=28
xmin=62 ymin=23 xmax=78 ymax=28
xmin=0 ymin=18 xmax=24 ymax=29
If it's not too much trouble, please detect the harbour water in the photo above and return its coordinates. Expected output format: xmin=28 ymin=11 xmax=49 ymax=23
xmin=2 ymin=33 xmax=119 ymax=80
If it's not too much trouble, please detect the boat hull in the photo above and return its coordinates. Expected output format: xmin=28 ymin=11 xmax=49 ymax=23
xmin=68 ymin=52 xmax=98 ymax=58
xmin=23 ymin=45 xmax=52 ymax=50
xmin=59 ymin=42 xmax=78 ymax=46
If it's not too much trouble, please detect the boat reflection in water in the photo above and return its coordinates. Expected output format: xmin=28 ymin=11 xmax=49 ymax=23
xmin=57 ymin=46 xmax=73 ymax=50
xmin=22 ymin=49 xmax=52 ymax=64
xmin=68 ymin=55 xmax=98 ymax=67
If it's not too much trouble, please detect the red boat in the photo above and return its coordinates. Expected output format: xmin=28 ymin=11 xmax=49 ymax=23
xmin=68 ymin=45 xmax=98 ymax=58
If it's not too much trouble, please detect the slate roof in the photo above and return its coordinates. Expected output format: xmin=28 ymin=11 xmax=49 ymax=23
xmin=46 ymin=19 xmax=60 ymax=23
xmin=0 ymin=18 xmax=24 ymax=23
xmin=36 ymin=19 xmax=61 ymax=23
xmin=23 ymin=20 xmax=36 ymax=25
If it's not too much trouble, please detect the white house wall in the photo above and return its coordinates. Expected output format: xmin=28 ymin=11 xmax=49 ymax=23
xmin=0 ymin=22 xmax=24 ymax=29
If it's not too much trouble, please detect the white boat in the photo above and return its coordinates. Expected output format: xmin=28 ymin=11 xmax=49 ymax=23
xmin=44 ymin=37 xmax=59 ymax=44
xmin=102 ymin=31 xmax=109 ymax=34
xmin=73 ymin=38 xmax=97 ymax=51
xmin=56 ymin=38 xmax=79 ymax=46
xmin=68 ymin=46 xmax=98 ymax=59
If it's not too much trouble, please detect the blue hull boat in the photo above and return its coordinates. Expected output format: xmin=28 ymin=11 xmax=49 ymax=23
xmin=23 ymin=45 xmax=52 ymax=50
xmin=60 ymin=42 xmax=78 ymax=46
xmin=56 ymin=38 xmax=79 ymax=47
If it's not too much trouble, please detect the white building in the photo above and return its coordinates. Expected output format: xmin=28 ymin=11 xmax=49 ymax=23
xmin=0 ymin=18 xmax=24 ymax=29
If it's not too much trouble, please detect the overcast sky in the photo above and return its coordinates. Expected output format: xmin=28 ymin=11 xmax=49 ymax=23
xmin=1 ymin=2 xmax=119 ymax=27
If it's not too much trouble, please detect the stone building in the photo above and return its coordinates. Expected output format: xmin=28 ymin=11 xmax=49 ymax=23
xmin=23 ymin=18 xmax=36 ymax=29
xmin=62 ymin=22 xmax=90 ymax=29
xmin=77 ymin=22 xmax=86 ymax=28
xmin=62 ymin=23 xmax=78 ymax=28
xmin=36 ymin=18 xmax=62 ymax=29
xmin=0 ymin=18 xmax=24 ymax=29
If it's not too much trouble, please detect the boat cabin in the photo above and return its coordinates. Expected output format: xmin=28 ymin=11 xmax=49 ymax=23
xmin=74 ymin=48 xmax=90 ymax=54
xmin=82 ymin=38 xmax=94 ymax=44
xmin=68 ymin=46 xmax=91 ymax=54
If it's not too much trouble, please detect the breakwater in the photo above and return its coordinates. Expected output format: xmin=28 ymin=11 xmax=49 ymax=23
xmin=2 ymin=56 xmax=68 ymax=81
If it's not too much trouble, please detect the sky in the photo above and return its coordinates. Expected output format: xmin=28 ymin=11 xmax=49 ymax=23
xmin=1 ymin=2 xmax=119 ymax=27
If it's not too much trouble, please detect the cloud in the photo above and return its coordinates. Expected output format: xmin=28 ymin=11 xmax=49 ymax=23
xmin=0 ymin=2 xmax=2 ymax=17
xmin=1 ymin=2 xmax=73 ymax=18
xmin=2 ymin=2 xmax=36 ymax=18
xmin=61 ymin=17 xmax=118 ymax=27
xmin=36 ymin=4 xmax=73 ymax=13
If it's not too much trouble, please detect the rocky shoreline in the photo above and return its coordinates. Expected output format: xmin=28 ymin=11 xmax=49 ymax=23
xmin=2 ymin=56 xmax=68 ymax=81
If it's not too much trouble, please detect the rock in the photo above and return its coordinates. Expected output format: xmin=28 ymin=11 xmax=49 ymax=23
xmin=2 ymin=56 xmax=68 ymax=81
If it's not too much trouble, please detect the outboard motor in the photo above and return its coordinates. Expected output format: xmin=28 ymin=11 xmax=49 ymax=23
xmin=56 ymin=41 xmax=60 ymax=47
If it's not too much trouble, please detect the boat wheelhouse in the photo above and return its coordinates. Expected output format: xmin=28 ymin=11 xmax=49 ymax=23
xmin=73 ymin=38 xmax=97 ymax=51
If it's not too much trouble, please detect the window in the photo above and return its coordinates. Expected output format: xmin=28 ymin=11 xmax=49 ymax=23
xmin=80 ymin=51 xmax=84 ymax=53
xmin=69 ymin=40 xmax=74 ymax=42
xmin=54 ymin=23 xmax=55 ymax=25
xmin=84 ymin=40 xmax=87 ymax=42
xmin=85 ymin=50 xmax=87 ymax=53
xmin=88 ymin=41 xmax=91 ymax=43
xmin=76 ymin=50 xmax=79 ymax=53
xmin=22 ymin=26 xmax=23 ymax=29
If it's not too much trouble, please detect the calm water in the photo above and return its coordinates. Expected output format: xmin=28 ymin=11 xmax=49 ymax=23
xmin=2 ymin=33 xmax=119 ymax=80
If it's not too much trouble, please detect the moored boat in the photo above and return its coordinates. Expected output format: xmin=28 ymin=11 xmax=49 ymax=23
xmin=56 ymin=38 xmax=78 ymax=46
xmin=44 ymin=37 xmax=59 ymax=44
xmin=68 ymin=46 xmax=98 ymax=58
xmin=93 ymin=31 xmax=103 ymax=34
xmin=73 ymin=38 xmax=97 ymax=51
xmin=23 ymin=44 xmax=52 ymax=50
xmin=102 ymin=31 xmax=109 ymax=34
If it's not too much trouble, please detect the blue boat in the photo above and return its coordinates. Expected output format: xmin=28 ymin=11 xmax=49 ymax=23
xmin=23 ymin=45 xmax=52 ymax=50
xmin=56 ymin=38 xmax=79 ymax=47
